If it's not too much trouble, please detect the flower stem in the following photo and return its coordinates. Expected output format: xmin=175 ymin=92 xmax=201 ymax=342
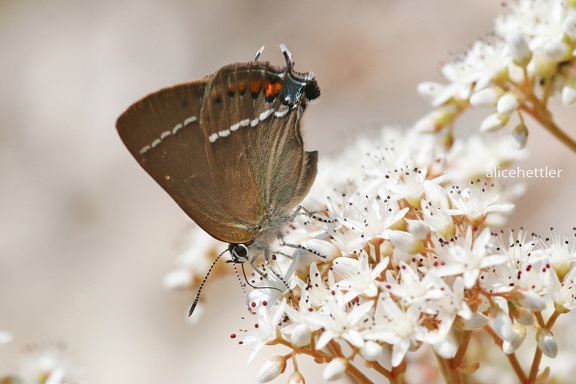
xmin=521 ymin=96 xmax=576 ymax=152
xmin=528 ymin=345 xmax=543 ymax=383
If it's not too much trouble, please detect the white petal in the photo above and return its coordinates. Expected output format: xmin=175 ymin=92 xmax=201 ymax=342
xmin=391 ymin=339 xmax=410 ymax=367
xmin=323 ymin=358 xmax=348 ymax=381
xmin=256 ymin=356 xmax=286 ymax=383
xmin=470 ymin=87 xmax=503 ymax=107
xmin=502 ymin=323 xmax=526 ymax=354
xmin=480 ymin=113 xmax=509 ymax=132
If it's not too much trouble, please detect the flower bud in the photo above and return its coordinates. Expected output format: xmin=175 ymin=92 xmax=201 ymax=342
xmin=288 ymin=371 xmax=305 ymax=384
xmin=323 ymin=358 xmax=348 ymax=381
xmin=489 ymin=306 xmax=514 ymax=343
xmin=290 ymin=324 xmax=312 ymax=348
xmin=455 ymin=312 xmax=488 ymax=330
xmin=360 ymin=341 xmax=383 ymax=362
xmin=503 ymin=323 xmax=526 ymax=354
xmin=544 ymin=41 xmax=570 ymax=62
xmin=564 ymin=13 xmax=576 ymax=40
xmin=536 ymin=328 xmax=558 ymax=358
xmin=512 ymin=289 xmax=547 ymax=311
xmin=509 ymin=34 xmax=532 ymax=67
xmin=406 ymin=219 xmax=430 ymax=240
xmin=512 ymin=123 xmax=528 ymax=149
xmin=514 ymin=306 xmax=535 ymax=326
xmin=256 ymin=356 xmax=286 ymax=383
xmin=470 ymin=86 xmax=504 ymax=107
xmin=480 ymin=113 xmax=510 ymax=132
xmin=562 ymin=76 xmax=576 ymax=106
xmin=497 ymin=93 xmax=519 ymax=115
xmin=414 ymin=107 xmax=455 ymax=133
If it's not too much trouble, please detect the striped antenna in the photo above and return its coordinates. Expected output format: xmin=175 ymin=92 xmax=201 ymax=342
xmin=188 ymin=248 xmax=229 ymax=317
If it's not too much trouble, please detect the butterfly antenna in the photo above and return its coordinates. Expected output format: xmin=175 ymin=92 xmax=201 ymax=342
xmin=231 ymin=260 xmax=252 ymax=312
xmin=188 ymin=248 xmax=228 ymax=317
xmin=254 ymin=46 xmax=265 ymax=62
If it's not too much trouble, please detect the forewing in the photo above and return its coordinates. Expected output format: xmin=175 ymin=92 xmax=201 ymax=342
xmin=116 ymin=80 xmax=257 ymax=243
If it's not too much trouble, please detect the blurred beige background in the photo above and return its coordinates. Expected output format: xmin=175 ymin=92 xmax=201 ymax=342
xmin=1 ymin=0 xmax=574 ymax=383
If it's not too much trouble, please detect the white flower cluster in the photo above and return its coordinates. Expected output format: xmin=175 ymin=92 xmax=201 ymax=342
xmin=0 ymin=343 xmax=83 ymax=384
xmin=416 ymin=0 xmax=576 ymax=148
xmin=219 ymin=127 xmax=557 ymax=383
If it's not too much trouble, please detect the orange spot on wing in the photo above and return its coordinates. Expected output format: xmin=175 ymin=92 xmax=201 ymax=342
xmin=237 ymin=82 xmax=247 ymax=93
xmin=249 ymin=79 xmax=262 ymax=94
xmin=263 ymin=80 xmax=283 ymax=98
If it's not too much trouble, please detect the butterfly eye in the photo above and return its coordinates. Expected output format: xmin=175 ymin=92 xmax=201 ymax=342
xmin=231 ymin=244 xmax=249 ymax=262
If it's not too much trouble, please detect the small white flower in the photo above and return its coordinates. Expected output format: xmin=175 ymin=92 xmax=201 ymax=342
xmin=336 ymin=197 xmax=408 ymax=249
xmin=362 ymin=294 xmax=438 ymax=367
xmin=305 ymin=290 xmax=373 ymax=350
xmin=551 ymin=265 xmax=576 ymax=310
xmin=447 ymin=181 xmax=514 ymax=226
xmin=332 ymin=251 xmax=389 ymax=301
xmin=466 ymin=40 xmax=510 ymax=90
xmin=301 ymin=262 xmax=330 ymax=309
xmin=17 ymin=344 xmax=81 ymax=384
xmin=383 ymin=261 xmax=446 ymax=307
xmin=537 ymin=229 xmax=576 ymax=279
xmin=435 ymin=227 xmax=508 ymax=288
xmin=431 ymin=61 xmax=480 ymax=105
xmin=242 ymin=300 xmax=287 ymax=363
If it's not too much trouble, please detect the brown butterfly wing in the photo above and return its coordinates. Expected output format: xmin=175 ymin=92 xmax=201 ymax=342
xmin=117 ymin=58 xmax=318 ymax=245
xmin=116 ymin=80 xmax=258 ymax=244
xmin=199 ymin=61 xmax=318 ymax=235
